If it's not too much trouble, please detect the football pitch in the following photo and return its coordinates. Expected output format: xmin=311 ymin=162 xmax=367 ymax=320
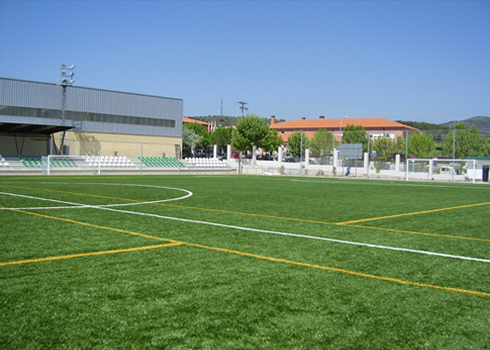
xmin=1 ymin=175 xmax=490 ymax=349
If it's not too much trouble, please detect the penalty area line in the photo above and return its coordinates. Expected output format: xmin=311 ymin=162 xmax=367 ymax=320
xmin=4 ymin=208 xmax=490 ymax=297
xmin=0 ymin=243 xmax=183 ymax=267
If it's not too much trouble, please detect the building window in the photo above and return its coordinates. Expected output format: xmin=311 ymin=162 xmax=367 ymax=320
xmin=0 ymin=105 xmax=176 ymax=128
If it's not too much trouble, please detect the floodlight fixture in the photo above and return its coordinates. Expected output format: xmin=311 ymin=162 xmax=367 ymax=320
xmin=59 ymin=63 xmax=75 ymax=86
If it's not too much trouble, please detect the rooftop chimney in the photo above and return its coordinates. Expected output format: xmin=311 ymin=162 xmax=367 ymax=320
xmin=270 ymin=115 xmax=276 ymax=125
xmin=301 ymin=117 xmax=306 ymax=120
xmin=319 ymin=116 xmax=325 ymax=119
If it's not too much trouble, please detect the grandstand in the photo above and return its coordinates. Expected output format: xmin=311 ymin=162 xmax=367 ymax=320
xmin=0 ymin=154 xmax=233 ymax=175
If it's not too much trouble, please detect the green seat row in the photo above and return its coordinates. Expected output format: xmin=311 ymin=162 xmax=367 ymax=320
xmin=19 ymin=156 xmax=77 ymax=168
xmin=138 ymin=157 xmax=184 ymax=167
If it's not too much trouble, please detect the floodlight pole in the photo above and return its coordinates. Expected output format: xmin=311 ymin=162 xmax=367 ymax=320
xmin=339 ymin=116 xmax=348 ymax=138
xmin=59 ymin=64 xmax=75 ymax=155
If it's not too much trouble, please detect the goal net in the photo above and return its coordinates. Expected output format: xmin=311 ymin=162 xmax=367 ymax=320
xmin=406 ymin=158 xmax=476 ymax=182
xmin=41 ymin=155 xmax=103 ymax=175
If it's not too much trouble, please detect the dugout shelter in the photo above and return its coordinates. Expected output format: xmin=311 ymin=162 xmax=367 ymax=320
xmin=0 ymin=77 xmax=183 ymax=159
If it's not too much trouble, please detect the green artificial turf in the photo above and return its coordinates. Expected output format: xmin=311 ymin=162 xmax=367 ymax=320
xmin=1 ymin=175 xmax=490 ymax=349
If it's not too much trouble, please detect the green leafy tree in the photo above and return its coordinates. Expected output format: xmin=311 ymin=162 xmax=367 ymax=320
xmin=261 ymin=129 xmax=283 ymax=153
xmin=310 ymin=128 xmax=334 ymax=157
xmin=408 ymin=132 xmax=437 ymax=158
xmin=182 ymin=128 xmax=203 ymax=156
xmin=184 ymin=122 xmax=206 ymax=137
xmin=183 ymin=122 xmax=208 ymax=155
xmin=342 ymin=124 xmax=369 ymax=152
xmin=395 ymin=135 xmax=407 ymax=158
xmin=212 ymin=127 xmax=233 ymax=153
xmin=287 ymin=131 xmax=310 ymax=157
xmin=442 ymin=123 xmax=489 ymax=158
xmin=231 ymin=114 xmax=274 ymax=152
xmin=372 ymin=136 xmax=398 ymax=161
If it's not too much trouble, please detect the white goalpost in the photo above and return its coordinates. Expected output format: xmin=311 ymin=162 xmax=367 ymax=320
xmin=42 ymin=155 xmax=101 ymax=175
xmin=406 ymin=158 xmax=476 ymax=183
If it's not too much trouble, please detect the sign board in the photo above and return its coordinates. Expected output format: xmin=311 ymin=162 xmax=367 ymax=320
xmin=339 ymin=143 xmax=363 ymax=159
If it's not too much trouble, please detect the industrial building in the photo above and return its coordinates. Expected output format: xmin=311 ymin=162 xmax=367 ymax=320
xmin=0 ymin=77 xmax=183 ymax=159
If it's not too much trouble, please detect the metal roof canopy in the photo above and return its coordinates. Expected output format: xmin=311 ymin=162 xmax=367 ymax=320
xmin=0 ymin=122 xmax=72 ymax=135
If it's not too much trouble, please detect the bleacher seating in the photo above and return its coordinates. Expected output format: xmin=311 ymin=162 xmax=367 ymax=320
xmin=0 ymin=154 xmax=9 ymax=167
xmin=84 ymin=156 xmax=135 ymax=167
xmin=138 ymin=157 xmax=184 ymax=167
xmin=19 ymin=156 xmax=77 ymax=168
xmin=186 ymin=157 xmax=228 ymax=168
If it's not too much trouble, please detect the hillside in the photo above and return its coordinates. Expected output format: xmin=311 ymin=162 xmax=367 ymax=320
xmin=396 ymin=120 xmax=449 ymax=131
xmin=439 ymin=116 xmax=490 ymax=135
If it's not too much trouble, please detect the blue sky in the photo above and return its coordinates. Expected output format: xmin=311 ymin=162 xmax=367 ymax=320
xmin=1 ymin=1 xmax=489 ymax=123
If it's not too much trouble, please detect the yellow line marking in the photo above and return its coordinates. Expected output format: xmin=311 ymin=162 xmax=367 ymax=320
xmin=3 ymin=185 xmax=490 ymax=245
xmin=2 ymin=208 xmax=489 ymax=297
xmin=185 ymin=243 xmax=490 ymax=298
xmin=1 ymin=207 xmax=180 ymax=244
xmin=344 ymin=224 xmax=490 ymax=243
xmin=1 ymin=184 xmax=331 ymax=225
xmin=1 ymin=185 xmax=144 ymax=204
xmin=338 ymin=202 xmax=490 ymax=225
xmin=3 ymin=185 xmax=489 ymax=243
xmin=0 ymin=185 xmax=490 ymax=242
xmin=0 ymin=243 xmax=182 ymax=267
xmin=156 ymin=202 xmax=333 ymax=225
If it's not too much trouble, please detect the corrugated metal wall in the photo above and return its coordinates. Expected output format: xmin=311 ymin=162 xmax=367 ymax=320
xmin=0 ymin=78 xmax=61 ymax=109
xmin=0 ymin=78 xmax=183 ymax=137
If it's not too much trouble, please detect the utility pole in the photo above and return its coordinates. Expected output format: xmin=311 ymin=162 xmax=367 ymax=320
xmin=237 ymin=101 xmax=248 ymax=117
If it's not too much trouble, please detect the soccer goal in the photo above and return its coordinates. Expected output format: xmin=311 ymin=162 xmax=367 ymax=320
xmin=41 ymin=155 xmax=102 ymax=175
xmin=406 ymin=158 xmax=476 ymax=182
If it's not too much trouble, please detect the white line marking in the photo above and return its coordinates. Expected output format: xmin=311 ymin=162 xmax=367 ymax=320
xmin=287 ymin=178 xmax=490 ymax=190
xmin=2 ymin=191 xmax=489 ymax=264
xmin=0 ymin=183 xmax=193 ymax=209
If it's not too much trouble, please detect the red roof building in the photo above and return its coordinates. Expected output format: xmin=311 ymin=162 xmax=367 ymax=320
xmin=269 ymin=116 xmax=419 ymax=142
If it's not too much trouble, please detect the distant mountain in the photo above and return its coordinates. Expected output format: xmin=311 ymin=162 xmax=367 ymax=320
xmin=439 ymin=116 xmax=490 ymax=135
xmin=398 ymin=117 xmax=490 ymax=137
xmin=396 ymin=120 xmax=449 ymax=131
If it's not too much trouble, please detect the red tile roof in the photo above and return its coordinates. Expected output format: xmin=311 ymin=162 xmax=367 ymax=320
xmin=183 ymin=117 xmax=208 ymax=126
xmin=270 ymin=117 xmax=418 ymax=131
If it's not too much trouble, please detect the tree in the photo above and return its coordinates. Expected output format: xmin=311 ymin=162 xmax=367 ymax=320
xmin=442 ymin=123 xmax=489 ymax=158
xmin=261 ymin=129 xmax=283 ymax=153
xmin=395 ymin=135 xmax=407 ymax=158
xmin=408 ymin=132 xmax=437 ymax=158
xmin=310 ymin=128 xmax=334 ymax=157
xmin=371 ymin=136 xmax=398 ymax=161
xmin=183 ymin=122 xmax=206 ymax=137
xmin=212 ymin=127 xmax=233 ymax=153
xmin=287 ymin=131 xmax=310 ymax=157
xmin=341 ymin=124 xmax=369 ymax=152
xmin=182 ymin=128 xmax=203 ymax=156
xmin=231 ymin=114 xmax=274 ymax=152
